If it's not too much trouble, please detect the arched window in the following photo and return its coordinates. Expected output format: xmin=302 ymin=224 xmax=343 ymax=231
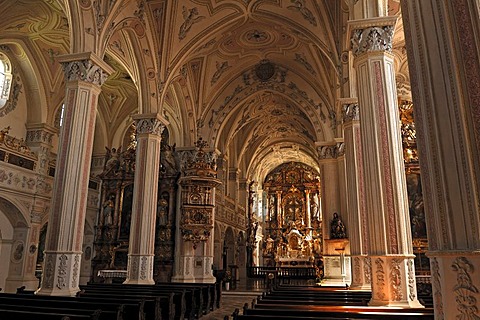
xmin=54 ymin=103 xmax=65 ymax=129
xmin=0 ymin=52 xmax=13 ymax=108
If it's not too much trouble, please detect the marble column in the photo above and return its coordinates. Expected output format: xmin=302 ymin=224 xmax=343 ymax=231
xmin=124 ymin=114 xmax=165 ymax=285
xmin=401 ymin=1 xmax=480 ymax=318
xmin=36 ymin=52 xmax=111 ymax=296
xmin=342 ymin=99 xmax=371 ymax=290
xmin=348 ymin=17 xmax=422 ymax=307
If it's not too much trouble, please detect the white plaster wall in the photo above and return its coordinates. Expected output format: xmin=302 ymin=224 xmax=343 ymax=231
xmin=0 ymin=212 xmax=14 ymax=291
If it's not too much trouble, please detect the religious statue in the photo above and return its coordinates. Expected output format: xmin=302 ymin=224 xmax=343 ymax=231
xmin=265 ymin=236 xmax=274 ymax=255
xmin=330 ymin=212 xmax=347 ymax=239
xmin=103 ymin=196 xmax=115 ymax=226
xmin=103 ymin=147 xmax=121 ymax=176
xmin=0 ymin=126 xmax=10 ymax=144
xmin=161 ymin=143 xmax=177 ymax=175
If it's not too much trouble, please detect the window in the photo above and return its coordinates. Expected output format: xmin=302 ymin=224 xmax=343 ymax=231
xmin=0 ymin=52 xmax=12 ymax=108
xmin=54 ymin=103 xmax=65 ymax=129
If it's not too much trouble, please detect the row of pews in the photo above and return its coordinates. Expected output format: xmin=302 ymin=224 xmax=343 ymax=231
xmin=230 ymin=285 xmax=435 ymax=320
xmin=0 ymin=282 xmax=222 ymax=320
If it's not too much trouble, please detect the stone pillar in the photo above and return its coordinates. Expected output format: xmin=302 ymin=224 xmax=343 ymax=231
xmin=37 ymin=53 xmax=111 ymax=296
xmin=401 ymin=1 xmax=480 ymax=318
xmin=124 ymin=114 xmax=165 ymax=285
xmin=317 ymin=142 xmax=342 ymax=233
xmin=348 ymin=17 xmax=422 ymax=307
xmin=342 ymin=99 xmax=371 ymax=290
xmin=25 ymin=124 xmax=56 ymax=176
xmin=317 ymin=142 xmax=351 ymax=286
xmin=228 ymin=168 xmax=239 ymax=202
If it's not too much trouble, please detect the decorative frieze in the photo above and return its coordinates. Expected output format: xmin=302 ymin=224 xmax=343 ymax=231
xmin=452 ymin=257 xmax=479 ymax=319
xmin=351 ymin=25 xmax=395 ymax=57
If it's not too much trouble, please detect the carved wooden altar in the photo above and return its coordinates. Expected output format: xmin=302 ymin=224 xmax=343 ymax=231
xmin=91 ymin=126 xmax=179 ymax=282
xmin=262 ymin=162 xmax=323 ymax=272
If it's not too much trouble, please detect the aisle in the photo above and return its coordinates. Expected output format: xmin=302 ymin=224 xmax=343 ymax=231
xmin=199 ymin=279 xmax=266 ymax=319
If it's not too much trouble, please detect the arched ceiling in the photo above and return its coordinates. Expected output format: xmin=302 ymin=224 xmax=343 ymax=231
xmin=161 ymin=1 xmax=343 ymax=184
xmin=0 ymin=0 xmax=406 ymax=185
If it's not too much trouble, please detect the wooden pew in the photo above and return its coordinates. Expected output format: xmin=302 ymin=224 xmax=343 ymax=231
xmin=81 ymin=283 xmax=204 ymax=319
xmin=0 ymin=291 xmax=147 ymax=320
xmin=0 ymin=308 xmax=98 ymax=320
xmin=0 ymin=293 xmax=133 ymax=320
xmin=77 ymin=290 xmax=173 ymax=320
xmin=242 ymin=303 xmax=434 ymax=319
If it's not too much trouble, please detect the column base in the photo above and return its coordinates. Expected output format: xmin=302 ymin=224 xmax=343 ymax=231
xmin=368 ymin=255 xmax=424 ymax=308
xmin=172 ymin=255 xmax=215 ymax=283
xmin=36 ymin=251 xmax=82 ymax=297
xmin=427 ymin=250 xmax=480 ymax=319
xmin=4 ymin=276 xmax=39 ymax=293
xmin=124 ymin=254 xmax=155 ymax=285
xmin=322 ymin=255 xmax=351 ymax=287
xmin=349 ymin=255 xmax=372 ymax=290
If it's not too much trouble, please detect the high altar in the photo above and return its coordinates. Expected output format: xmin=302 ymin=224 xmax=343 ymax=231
xmin=261 ymin=163 xmax=323 ymax=272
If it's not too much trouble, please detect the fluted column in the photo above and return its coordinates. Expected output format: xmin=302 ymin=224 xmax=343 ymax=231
xmin=37 ymin=53 xmax=111 ymax=296
xmin=402 ymin=1 xmax=480 ymax=318
xmin=348 ymin=17 xmax=422 ymax=307
xmin=342 ymin=99 xmax=371 ymax=290
xmin=124 ymin=114 xmax=165 ymax=285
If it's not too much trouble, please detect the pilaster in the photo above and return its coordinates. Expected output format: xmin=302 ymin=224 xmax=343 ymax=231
xmin=342 ymin=98 xmax=371 ymax=290
xmin=348 ymin=17 xmax=422 ymax=307
xmin=25 ymin=123 xmax=56 ymax=176
xmin=37 ymin=52 xmax=112 ymax=296
xmin=124 ymin=114 xmax=165 ymax=285
xmin=401 ymin=1 xmax=480 ymax=317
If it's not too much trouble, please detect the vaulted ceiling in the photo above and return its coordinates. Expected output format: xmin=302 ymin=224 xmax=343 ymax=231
xmin=0 ymin=0 xmax=406 ymax=184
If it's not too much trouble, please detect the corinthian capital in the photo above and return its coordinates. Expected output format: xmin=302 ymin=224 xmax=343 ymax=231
xmin=135 ymin=116 xmax=165 ymax=136
xmin=351 ymin=25 xmax=394 ymax=57
xmin=342 ymin=103 xmax=360 ymax=123
xmin=58 ymin=52 xmax=113 ymax=86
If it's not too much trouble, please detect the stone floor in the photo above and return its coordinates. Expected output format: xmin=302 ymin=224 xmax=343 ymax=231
xmin=199 ymin=278 xmax=314 ymax=319
xmin=199 ymin=279 xmax=267 ymax=320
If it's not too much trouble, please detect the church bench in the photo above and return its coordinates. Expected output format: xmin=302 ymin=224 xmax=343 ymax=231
xmin=78 ymin=288 xmax=179 ymax=320
xmin=0 ymin=308 xmax=97 ymax=320
xmin=255 ymin=297 xmax=367 ymax=307
xmin=244 ymin=304 xmax=434 ymax=319
xmin=0 ymin=305 xmax=105 ymax=320
xmin=0 ymin=292 xmax=147 ymax=320
xmin=155 ymin=282 xmax=218 ymax=313
xmin=82 ymin=283 xmax=203 ymax=319
xmin=84 ymin=282 xmax=216 ymax=316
